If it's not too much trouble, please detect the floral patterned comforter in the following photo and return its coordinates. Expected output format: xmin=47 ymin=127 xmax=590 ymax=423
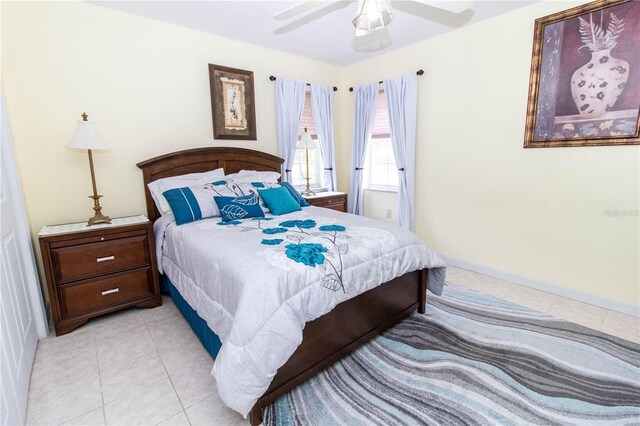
xmin=157 ymin=206 xmax=446 ymax=417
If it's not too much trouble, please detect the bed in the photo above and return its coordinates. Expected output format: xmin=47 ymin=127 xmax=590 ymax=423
xmin=137 ymin=147 xmax=446 ymax=425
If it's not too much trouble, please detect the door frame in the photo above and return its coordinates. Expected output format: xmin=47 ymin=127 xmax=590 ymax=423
xmin=1 ymin=90 xmax=48 ymax=338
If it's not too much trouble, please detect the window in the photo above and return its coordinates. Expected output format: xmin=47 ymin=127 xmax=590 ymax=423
xmin=292 ymin=139 xmax=325 ymax=189
xmin=364 ymin=90 xmax=398 ymax=191
xmin=365 ymin=138 xmax=398 ymax=190
xmin=292 ymin=92 xmax=326 ymax=190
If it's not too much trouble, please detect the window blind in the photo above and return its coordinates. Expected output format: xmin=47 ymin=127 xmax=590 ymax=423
xmin=298 ymin=92 xmax=317 ymax=139
xmin=371 ymin=89 xmax=390 ymax=139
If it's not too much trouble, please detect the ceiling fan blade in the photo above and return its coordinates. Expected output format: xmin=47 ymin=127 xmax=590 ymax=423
xmin=273 ymin=1 xmax=331 ymax=20
xmin=410 ymin=0 xmax=473 ymax=14
xmin=274 ymin=1 xmax=352 ymax=35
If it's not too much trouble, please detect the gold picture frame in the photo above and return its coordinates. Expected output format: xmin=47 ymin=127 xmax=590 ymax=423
xmin=209 ymin=64 xmax=257 ymax=140
xmin=524 ymin=0 xmax=640 ymax=148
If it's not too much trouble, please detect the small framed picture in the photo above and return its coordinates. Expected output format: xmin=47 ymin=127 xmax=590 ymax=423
xmin=208 ymin=64 xmax=257 ymax=140
xmin=524 ymin=0 xmax=640 ymax=148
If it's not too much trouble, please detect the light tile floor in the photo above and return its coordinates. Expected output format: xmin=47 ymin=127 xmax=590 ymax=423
xmin=26 ymin=295 xmax=246 ymax=426
xmin=26 ymin=266 xmax=639 ymax=425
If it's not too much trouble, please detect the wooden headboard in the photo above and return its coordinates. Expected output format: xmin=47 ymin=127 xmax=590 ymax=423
xmin=136 ymin=147 xmax=284 ymax=222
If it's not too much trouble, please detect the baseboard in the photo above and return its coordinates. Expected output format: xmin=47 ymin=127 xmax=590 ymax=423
xmin=441 ymin=255 xmax=639 ymax=318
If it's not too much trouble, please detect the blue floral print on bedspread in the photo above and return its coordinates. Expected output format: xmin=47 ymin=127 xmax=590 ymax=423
xmin=280 ymin=219 xmax=317 ymax=229
xmin=216 ymin=216 xmax=351 ymax=292
xmin=217 ymin=220 xmax=242 ymax=226
xmin=285 ymin=243 xmax=328 ymax=267
xmin=319 ymin=225 xmax=345 ymax=232
xmin=261 ymin=238 xmax=284 ymax=246
xmin=263 ymin=227 xmax=288 ymax=235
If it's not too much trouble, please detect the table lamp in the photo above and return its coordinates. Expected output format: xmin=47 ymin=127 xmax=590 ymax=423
xmin=297 ymin=127 xmax=316 ymax=196
xmin=67 ymin=112 xmax=111 ymax=226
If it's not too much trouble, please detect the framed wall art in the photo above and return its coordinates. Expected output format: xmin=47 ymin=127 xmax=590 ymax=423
xmin=209 ymin=64 xmax=257 ymax=140
xmin=524 ymin=0 xmax=640 ymax=148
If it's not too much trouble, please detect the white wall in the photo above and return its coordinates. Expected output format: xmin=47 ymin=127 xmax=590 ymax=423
xmin=363 ymin=189 xmax=396 ymax=224
xmin=336 ymin=1 xmax=640 ymax=305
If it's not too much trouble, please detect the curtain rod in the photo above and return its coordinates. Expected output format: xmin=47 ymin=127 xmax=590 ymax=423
xmin=269 ymin=76 xmax=338 ymax=92
xmin=348 ymin=69 xmax=424 ymax=92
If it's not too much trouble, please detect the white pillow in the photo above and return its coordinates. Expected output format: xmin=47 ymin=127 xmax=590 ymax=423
xmin=225 ymin=170 xmax=281 ymax=183
xmin=147 ymin=168 xmax=225 ymax=216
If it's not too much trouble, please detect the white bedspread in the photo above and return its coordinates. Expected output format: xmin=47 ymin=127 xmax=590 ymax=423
xmin=158 ymin=206 xmax=446 ymax=417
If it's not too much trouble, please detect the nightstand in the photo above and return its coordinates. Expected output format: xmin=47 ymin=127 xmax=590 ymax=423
xmin=39 ymin=215 xmax=161 ymax=336
xmin=304 ymin=192 xmax=348 ymax=212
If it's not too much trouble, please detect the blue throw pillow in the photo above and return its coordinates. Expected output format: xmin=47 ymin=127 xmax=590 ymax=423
xmin=258 ymin=186 xmax=302 ymax=215
xmin=279 ymin=182 xmax=311 ymax=207
xmin=214 ymin=193 xmax=265 ymax=222
xmin=163 ymin=186 xmax=216 ymax=226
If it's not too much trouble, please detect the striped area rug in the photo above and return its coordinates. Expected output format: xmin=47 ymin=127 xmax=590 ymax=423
xmin=263 ymin=284 xmax=640 ymax=425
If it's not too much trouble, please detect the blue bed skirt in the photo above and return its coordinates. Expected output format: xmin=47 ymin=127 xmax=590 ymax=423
xmin=161 ymin=275 xmax=222 ymax=358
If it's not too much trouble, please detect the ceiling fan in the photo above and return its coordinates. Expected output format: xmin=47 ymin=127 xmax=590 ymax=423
xmin=273 ymin=0 xmax=474 ymax=36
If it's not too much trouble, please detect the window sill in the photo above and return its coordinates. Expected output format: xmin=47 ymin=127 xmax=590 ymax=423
xmin=364 ymin=186 xmax=398 ymax=193
xmin=293 ymin=186 xmax=329 ymax=194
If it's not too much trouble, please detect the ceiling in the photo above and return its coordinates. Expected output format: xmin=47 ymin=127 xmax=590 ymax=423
xmin=91 ymin=0 xmax=536 ymax=66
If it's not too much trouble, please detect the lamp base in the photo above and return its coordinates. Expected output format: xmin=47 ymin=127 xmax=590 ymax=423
xmin=88 ymin=212 xmax=111 ymax=226
xmin=87 ymin=195 xmax=111 ymax=226
xmin=301 ymin=179 xmax=316 ymax=197
xmin=300 ymin=176 xmax=316 ymax=197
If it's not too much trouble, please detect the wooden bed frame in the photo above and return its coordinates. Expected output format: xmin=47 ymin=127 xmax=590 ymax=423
xmin=137 ymin=147 xmax=427 ymax=425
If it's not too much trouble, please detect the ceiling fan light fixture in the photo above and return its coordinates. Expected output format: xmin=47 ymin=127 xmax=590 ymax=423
xmin=352 ymin=0 xmax=393 ymax=36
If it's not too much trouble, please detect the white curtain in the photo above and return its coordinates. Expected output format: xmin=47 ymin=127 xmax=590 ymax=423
xmin=310 ymin=84 xmax=336 ymax=191
xmin=348 ymin=82 xmax=379 ymax=215
xmin=275 ymin=79 xmax=306 ymax=182
xmin=384 ymin=73 xmax=418 ymax=230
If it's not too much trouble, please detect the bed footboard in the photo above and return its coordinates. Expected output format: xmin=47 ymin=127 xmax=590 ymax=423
xmin=249 ymin=268 xmax=428 ymax=425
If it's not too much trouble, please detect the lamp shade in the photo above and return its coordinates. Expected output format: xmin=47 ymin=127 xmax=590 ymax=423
xmin=353 ymin=0 xmax=393 ymax=35
xmin=297 ymin=129 xmax=315 ymax=150
xmin=67 ymin=120 xmax=108 ymax=150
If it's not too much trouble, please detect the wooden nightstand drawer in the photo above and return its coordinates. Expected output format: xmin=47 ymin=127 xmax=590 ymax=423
xmin=304 ymin=192 xmax=348 ymax=213
xmin=312 ymin=199 xmax=343 ymax=209
xmin=52 ymin=235 xmax=150 ymax=283
xmin=59 ymin=268 xmax=154 ymax=317
xmin=322 ymin=203 xmax=346 ymax=212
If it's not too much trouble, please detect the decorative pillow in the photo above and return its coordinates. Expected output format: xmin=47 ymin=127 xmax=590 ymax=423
xmin=208 ymin=179 xmax=248 ymax=197
xmin=163 ymin=184 xmax=221 ymax=226
xmin=234 ymin=181 xmax=310 ymax=212
xmin=279 ymin=182 xmax=311 ymax=207
xmin=148 ymin=168 xmax=225 ymax=216
xmin=258 ymin=186 xmax=302 ymax=216
xmin=226 ymin=170 xmax=281 ymax=183
xmin=236 ymin=181 xmax=281 ymax=213
xmin=214 ymin=193 xmax=265 ymax=222
xmin=236 ymin=181 xmax=281 ymax=193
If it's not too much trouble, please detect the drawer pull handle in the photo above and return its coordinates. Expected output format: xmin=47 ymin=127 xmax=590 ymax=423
xmin=96 ymin=255 xmax=115 ymax=263
xmin=101 ymin=288 xmax=119 ymax=296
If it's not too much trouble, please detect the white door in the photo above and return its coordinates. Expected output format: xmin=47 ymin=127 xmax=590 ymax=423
xmin=0 ymin=93 xmax=48 ymax=425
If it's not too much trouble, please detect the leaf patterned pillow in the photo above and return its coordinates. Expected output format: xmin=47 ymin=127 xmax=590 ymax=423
xmin=214 ymin=193 xmax=265 ymax=222
xmin=209 ymin=179 xmax=250 ymax=197
xmin=236 ymin=181 xmax=281 ymax=213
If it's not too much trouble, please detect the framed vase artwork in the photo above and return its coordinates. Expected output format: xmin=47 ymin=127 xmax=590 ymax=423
xmin=524 ymin=0 xmax=640 ymax=148
xmin=209 ymin=64 xmax=257 ymax=140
